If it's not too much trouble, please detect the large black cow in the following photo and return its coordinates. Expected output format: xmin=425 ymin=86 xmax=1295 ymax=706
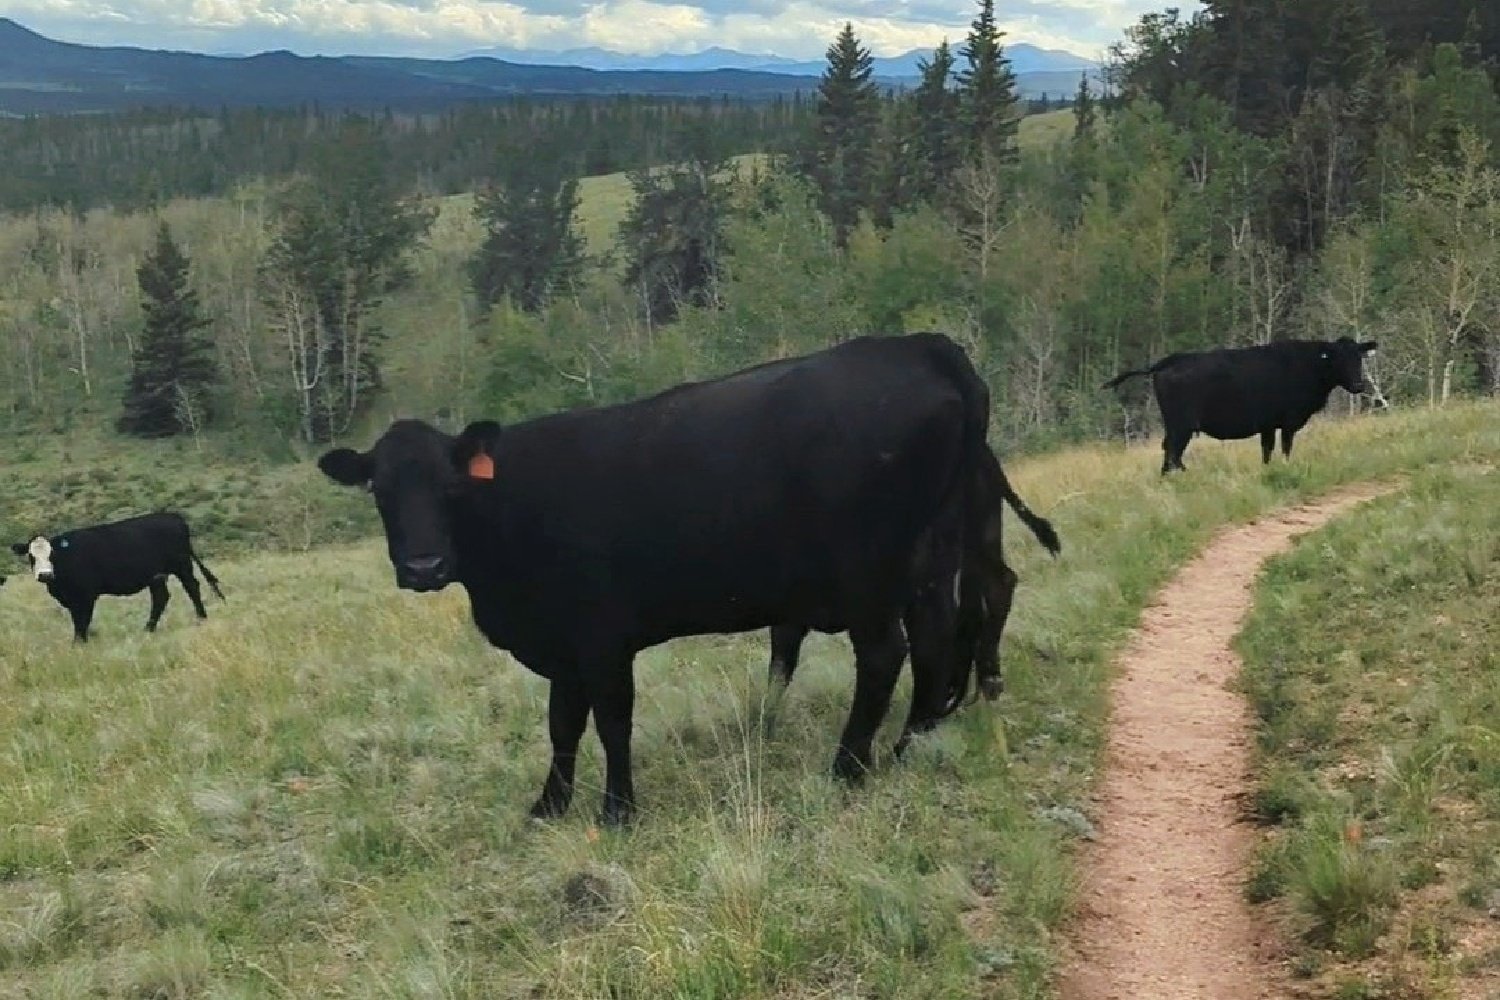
xmin=766 ymin=443 xmax=1060 ymax=713
xmin=1103 ymin=337 xmax=1377 ymax=474
xmin=9 ymin=512 xmax=224 ymax=642
xmin=318 ymin=333 xmax=991 ymax=824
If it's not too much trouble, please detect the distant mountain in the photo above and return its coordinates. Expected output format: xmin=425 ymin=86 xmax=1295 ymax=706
xmin=460 ymin=42 xmax=1100 ymax=78
xmin=0 ymin=18 xmax=1096 ymax=115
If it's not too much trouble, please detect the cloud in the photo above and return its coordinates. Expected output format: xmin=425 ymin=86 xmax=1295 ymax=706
xmin=6 ymin=0 xmax=1196 ymax=59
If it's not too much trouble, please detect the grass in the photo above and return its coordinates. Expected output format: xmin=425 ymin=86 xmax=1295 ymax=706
xmin=0 ymin=432 xmax=376 ymax=560
xmin=1018 ymin=110 xmax=1076 ymax=148
xmin=1238 ymin=458 xmax=1500 ymax=997
xmin=1 ymin=401 xmax=1497 ymax=998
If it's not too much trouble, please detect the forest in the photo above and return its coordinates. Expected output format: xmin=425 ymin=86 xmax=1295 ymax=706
xmin=0 ymin=0 xmax=1497 ymax=463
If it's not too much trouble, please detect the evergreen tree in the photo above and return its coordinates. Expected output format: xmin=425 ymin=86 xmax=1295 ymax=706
xmin=1073 ymin=74 xmax=1098 ymax=141
xmin=807 ymin=22 xmax=882 ymax=247
xmin=470 ymin=142 xmax=585 ymax=313
xmin=956 ymin=0 xmax=1021 ymax=164
xmin=618 ymin=130 xmax=731 ymax=326
xmin=118 ymin=220 xmax=217 ymax=438
xmin=907 ymin=41 xmax=963 ymax=204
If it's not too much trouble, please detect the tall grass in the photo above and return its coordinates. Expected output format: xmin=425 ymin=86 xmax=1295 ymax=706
xmin=1239 ymin=457 xmax=1499 ymax=996
xmin=2 ymin=402 xmax=1496 ymax=997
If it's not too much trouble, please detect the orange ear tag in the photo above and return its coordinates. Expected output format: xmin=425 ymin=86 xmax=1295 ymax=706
xmin=467 ymin=452 xmax=496 ymax=480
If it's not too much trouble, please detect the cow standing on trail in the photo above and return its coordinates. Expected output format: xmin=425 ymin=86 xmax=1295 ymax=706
xmin=318 ymin=333 xmax=991 ymax=826
xmin=9 ymin=512 xmax=224 ymax=642
xmin=1103 ymin=337 xmax=1378 ymax=474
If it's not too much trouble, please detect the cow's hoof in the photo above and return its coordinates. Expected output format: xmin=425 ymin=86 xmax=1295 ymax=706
xmin=832 ymin=748 xmax=870 ymax=784
xmin=979 ymin=676 xmax=1004 ymax=700
xmin=599 ymin=799 xmax=634 ymax=828
xmin=528 ymin=796 xmax=570 ymax=820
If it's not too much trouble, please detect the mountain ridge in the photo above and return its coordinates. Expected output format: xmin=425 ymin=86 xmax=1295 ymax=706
xmin=0 ymin=17 xmax=1097 ymax=115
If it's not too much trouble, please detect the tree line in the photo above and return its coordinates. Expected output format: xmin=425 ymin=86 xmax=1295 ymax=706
xmin=0 ymin=97 xmax=813 ymax=215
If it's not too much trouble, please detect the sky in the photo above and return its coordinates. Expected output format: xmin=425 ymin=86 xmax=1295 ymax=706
xmin=0 ymin=0 xmax=1200 ymax=61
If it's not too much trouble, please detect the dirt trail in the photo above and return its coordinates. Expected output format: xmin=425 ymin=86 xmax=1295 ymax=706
xmin=1059 ymin=483 xmax=1396 ymax=1000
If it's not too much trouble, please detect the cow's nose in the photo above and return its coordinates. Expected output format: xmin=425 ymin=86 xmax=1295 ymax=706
xmin=402 ymin=555 xmax=448 ymax=582
xmin=36 ymin=571 xmax=54 ymax=583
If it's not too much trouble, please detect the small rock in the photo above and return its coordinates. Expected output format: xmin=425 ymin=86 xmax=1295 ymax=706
xmin=1036 ymin=804 xmax=1098 ymax=841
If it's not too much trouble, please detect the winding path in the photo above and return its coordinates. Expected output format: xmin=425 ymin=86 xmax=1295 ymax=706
xmin=1059 ymin=484 xmax=1396 ymax=1000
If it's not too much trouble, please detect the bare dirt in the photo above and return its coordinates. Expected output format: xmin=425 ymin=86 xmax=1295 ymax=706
xmin=1058 ymin=484 xmax=1396 ymax=1000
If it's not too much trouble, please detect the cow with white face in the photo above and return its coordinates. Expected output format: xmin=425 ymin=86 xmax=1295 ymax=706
xmin=16 ymin=536 xmax=56 ymax=581
xmin=9 ymin=512 xmax=225 ymax=642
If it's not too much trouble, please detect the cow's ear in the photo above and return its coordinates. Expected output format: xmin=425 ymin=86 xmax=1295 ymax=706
xmin=10 ymin=542 xmax=28 ymax=557
xmin=453 ymin=421 xmax=504 ymax=480
xmin=1360 ymin=340 xmax=1378 ymax=353
xmin=318 ymin=448 xmax=373 ymax=488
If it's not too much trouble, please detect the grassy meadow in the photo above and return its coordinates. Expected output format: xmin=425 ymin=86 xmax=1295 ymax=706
xmin=2 ymin=401 xmax=1496 ymax=998
xmin=1240 ymin=460 xmax=1499 ymax=997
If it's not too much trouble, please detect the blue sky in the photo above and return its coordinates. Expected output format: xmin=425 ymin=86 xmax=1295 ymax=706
xmin=1 ymin=0 xmax=1199 ymax=60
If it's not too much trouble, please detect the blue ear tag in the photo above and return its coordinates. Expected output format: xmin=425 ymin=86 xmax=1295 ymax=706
xmin=57 ymin=538 xmax=69 ymax=549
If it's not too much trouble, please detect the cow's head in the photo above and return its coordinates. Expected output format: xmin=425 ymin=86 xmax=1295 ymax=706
xmin=10 ymin=536 xmax=59 ymax=583
xmin=318 ymin=419 xmax=502 ymax=593
xmin=1322 ymin=337 xmax=1377 ymax=394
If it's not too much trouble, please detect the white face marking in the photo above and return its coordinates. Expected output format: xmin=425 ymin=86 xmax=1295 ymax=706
xmin=27 ymin=536 xmax=54 ymax=580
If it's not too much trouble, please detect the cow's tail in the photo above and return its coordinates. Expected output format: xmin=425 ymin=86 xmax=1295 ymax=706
xmin=1101 ymin=353 xmax=1183 ymax=391
xmin=994 ymin=463 xmax=1061 ymax=558
xmin=191 ymin=548 xmax=226 ymax=601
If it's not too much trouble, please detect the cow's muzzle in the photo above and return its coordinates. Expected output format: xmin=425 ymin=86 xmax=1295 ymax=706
xmin=35 ymin=570 xmax=55 ymax=584
xmin=398 ymin=554 xmax=451 ymax=592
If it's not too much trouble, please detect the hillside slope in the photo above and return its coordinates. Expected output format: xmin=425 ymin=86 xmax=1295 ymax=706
xmin=1 ymin=401 xmax=1494 ymax=998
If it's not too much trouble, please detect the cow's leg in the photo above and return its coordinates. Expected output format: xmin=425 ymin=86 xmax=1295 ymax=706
xmin=946 ymin=581 xmax=981 ymax=711
xmin=833 ymin=616 xmax=905 ymax=783
xmin=69 ymin=599 xmax=96 ymax=643
xmin=529 ymin=679 xmax=591 ymax=820
xmin=767 ymin=623 xmax=808 ymax=688
xmin=1260 ymin=429 xmax=1276 ymax=464
xmin=1281 ymin=426 xmax=1297 ymax=459
xmin=896 ymin=583 xmax=959 ymax=757
xmin=1162 ymin=426 xmax=1191 ymax=473
xmin=177 ymin=565 xmax=209 ymax=619
xmin=974 ymin=560 xmax=1018 ymax=701
xmin=763 ymin=623 xmax=809 ymax=737
xmin=145 ymin=577 xmax=170 ymax=632
xmin=583 ymin=661 xmax=637 ymax=826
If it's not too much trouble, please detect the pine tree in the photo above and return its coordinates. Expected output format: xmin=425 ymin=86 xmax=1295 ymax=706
xmin=907 ymin=40 xmax=963 ymax=204
xmin=118 ymin=220 xmax=217 ymax=438
xmin=807 ymin=22 xmax=882 ymax=247
xmin=470 ymin=141 xmax=585 ymax=314
xmin=956 ymin=0 xmax=1021 ymax=164
xmin=1073 ymin=74 xmax=1097 ymax=141
xmin=618 ymin=129 xmax=731 ymax=327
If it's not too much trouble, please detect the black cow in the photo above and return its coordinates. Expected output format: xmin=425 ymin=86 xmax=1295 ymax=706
xmin=9 ymin=512 xmax=224 ymax=642
xmin=766 ymin=443 xmax=1061 ymax=712
xmin=1103 ymin=337 xmax=1377 ymax=474
xmin=318 ymin=333 xmax=991 ymax=825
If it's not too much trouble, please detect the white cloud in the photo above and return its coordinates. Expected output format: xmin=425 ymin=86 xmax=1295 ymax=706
xmin=5 ymin=0 xmax=1198 ymax=59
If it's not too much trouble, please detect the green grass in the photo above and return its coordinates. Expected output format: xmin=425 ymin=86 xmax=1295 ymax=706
xmin=0 ymin=432 xmax=376 ymax=560
xmin=1018 ymin=110 xmax=1076 ymax=148
xmin=1 ymin=402 xmax=1497 ymax=998
xmin=1239 ymin=460 xmax=1499 ymax=995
